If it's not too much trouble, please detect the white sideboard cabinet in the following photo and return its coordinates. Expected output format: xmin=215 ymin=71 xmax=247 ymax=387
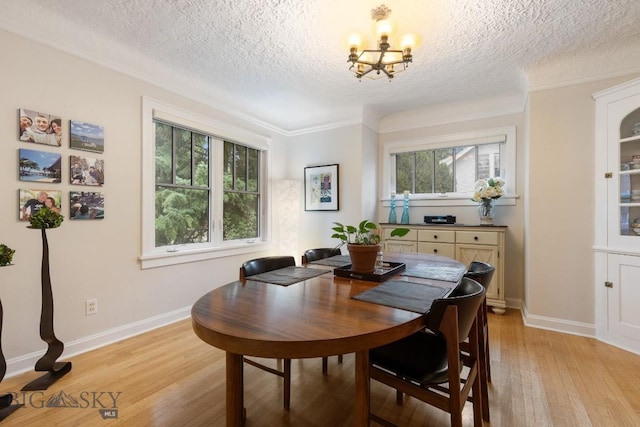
xmin=382 ymin=224 xmax=506 ymax=314
xmin=594 ymin=77 xmax=640 ymax=354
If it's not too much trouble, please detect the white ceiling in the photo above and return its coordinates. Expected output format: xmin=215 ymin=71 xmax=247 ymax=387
xmin=2 ymin=0 xmax=640 ymax=134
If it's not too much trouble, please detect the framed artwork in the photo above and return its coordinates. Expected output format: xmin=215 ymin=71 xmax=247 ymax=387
xmin=70 ymin=191 xmax=104 ymax=220
xmin=304 ymin=164 xmax=339 ymax=211
xmin=70 ymin=155 xmax=104 ymax=186
xmin=70 ymin=120 xmax=104 ymax=153
xmin=18 ymin=108 xmax=63 ymax=147
xmin=18 ymin=189 xmax=62 ymax=222
xmin=18 ymin=148 xmax=62 ymax=183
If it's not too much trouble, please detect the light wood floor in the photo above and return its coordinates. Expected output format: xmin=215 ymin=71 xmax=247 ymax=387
xmin=1 ymin=309 xmax=640 ymax=426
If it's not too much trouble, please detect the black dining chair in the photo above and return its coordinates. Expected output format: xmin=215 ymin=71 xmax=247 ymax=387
xmin=239 ymin=255 xmax=296 ymax=280
xmin=301 ymin=248 xmax=344 ymax=374
xmin=239 ymin=256 xmax=296 ymax=410
xmin=369 ymin=277 xmax=485 ymax=427
xmin=301 ymin=247 xmax=342 ymax=265
xmin=463 ymin=261 xmax=495 ymax=421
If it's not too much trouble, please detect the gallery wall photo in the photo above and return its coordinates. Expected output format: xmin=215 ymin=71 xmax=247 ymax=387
xmin=18 ymin=189 xmax=62 ymax=222
xmin=18 ymin=148 xmax=62 ymax=183
xmin=19 ymin=108 xmax=63 ymax=147
xmin=70 ymin=120 xmax=104 ymax=153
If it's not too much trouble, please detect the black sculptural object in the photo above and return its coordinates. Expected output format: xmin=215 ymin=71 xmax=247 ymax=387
xmin=22 ymin=209 xmax=71 ymax=391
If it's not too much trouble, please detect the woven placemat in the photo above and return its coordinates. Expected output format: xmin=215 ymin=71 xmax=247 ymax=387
xmin=401 ymin=262 xmax=466 ymax=283
xmin=353 ymin=280 xmax=451 ymax=313
xmin=247 ymin=266 xmax=330 ymax=286
xmin=309 ymin=255 xmax=352 ymax=267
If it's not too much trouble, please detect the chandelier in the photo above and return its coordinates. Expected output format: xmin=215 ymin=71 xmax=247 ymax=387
xmin=347 ymin=4 xmax=420 ymax=81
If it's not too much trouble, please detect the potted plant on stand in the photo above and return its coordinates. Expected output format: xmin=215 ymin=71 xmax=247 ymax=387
xmin=332 ymin=220 xmax=409 ymax=273
xmin=22 ymin=207 xmax=72 ymax=391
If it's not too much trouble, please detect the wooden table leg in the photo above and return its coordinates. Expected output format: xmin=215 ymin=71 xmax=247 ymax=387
xmin=226 ymin=352 xmax=244 ymax=427
xmin=354 ymin=350 xmax=370 ymax=427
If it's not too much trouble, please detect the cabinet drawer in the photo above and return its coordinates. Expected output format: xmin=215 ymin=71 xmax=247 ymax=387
xmin=384 ymin=241 xmax=417 ymax=253
xmin=417 ymin=229 xmax=455 ymax=243
xmin=417 ymin=242 xmax=455 ymax=258
xmin=383 ymin=228 xmax=417 ymax=241
xmin=455 ymin=231 xmax=498 ymax=245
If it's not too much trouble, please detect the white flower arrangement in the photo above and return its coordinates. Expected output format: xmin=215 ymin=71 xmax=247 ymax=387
xmin=471 ymin=177 xmax=505 ymax=203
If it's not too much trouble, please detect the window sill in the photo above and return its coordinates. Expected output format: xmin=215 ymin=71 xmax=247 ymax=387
xmin=381 ymin=194 xmax=519 ymax=207
xmin=139 ymin=241 xmax=272 ymax=269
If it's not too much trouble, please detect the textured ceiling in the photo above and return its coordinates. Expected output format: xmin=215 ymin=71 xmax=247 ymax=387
xmin=2 ymin=0 xmax=640 ymax=133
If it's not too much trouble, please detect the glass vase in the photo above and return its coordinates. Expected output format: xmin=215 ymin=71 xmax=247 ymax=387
xmin=388 ymin=194 xmax=397 ymax=223
xmin=478 ymin=199 xmax=495 ymax=225
xmin=401 ymin=194 xmax=410 ymax=224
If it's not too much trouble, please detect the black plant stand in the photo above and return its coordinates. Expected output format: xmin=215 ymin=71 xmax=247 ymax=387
xmin=21 ymin=229 xmax=71 ymax=391
xmin=0 ymin=265 xmax=23 ymax=420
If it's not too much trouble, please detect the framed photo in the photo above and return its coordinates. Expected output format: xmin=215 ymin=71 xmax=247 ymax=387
xmin=19 ymin=108 xmax=63 ymax=147
xmin=18 ymin=189 xmax=62 ymax=222
xmin=304 ymin=164 xmax=339 ymax=211
xmin=70 ymin=155 xmax=104 ymax=186
xmin=70 ymin=120 xmax=104 ymax=153
xmin=18 ymin=148 xmax=62 ymax=183
xmin=70 ymin=191 xmax=104 ymax=220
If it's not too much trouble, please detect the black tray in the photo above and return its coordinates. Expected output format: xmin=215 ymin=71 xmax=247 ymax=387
xmin=334 ymin=262 xmax=406 ymax=282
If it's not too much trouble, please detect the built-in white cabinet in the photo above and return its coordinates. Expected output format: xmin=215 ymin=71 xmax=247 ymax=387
xmin=382 ymin=225 xmax=506 ymax=313
xmin=594 ymin=77 xmax=640 ymax=354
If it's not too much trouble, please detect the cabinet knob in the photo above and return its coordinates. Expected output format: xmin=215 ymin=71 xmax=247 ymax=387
xmin=433 ymin=235 xmax=438 ymax=239
xmin=474 ymin=236 xmax=479 ymax=241
xmin=433 ymin=249 xmax=438 ymax=253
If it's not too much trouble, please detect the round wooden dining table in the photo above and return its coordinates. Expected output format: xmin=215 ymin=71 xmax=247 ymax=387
xmin=191 ymin=252 xmax=465 ymax=426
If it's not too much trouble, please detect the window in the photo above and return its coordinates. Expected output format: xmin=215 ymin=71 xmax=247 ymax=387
xmin=383 ymin=126 xmax=515 ymax=205
xmin=141 ymin=98 xmax=271 ymax=268
xmin=393 ymin=143 xmax=503 ymax=194
xmin=155 ymin=122 xmax=211 ymax=246
xmin=223 ymin=142 xmax=260 ymax=240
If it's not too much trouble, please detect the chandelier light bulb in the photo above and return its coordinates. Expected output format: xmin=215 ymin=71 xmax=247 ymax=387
xmin=375 ymin=18 xmax=393 ymax=38
xmin=348 ymin=33 xmax=363 ymax=50
xmin=401 ymin=33 xmax=421 ymax=50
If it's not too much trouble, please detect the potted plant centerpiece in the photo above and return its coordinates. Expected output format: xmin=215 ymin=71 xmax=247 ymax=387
xmin=332 ymin=220 xmax=409 ymax=273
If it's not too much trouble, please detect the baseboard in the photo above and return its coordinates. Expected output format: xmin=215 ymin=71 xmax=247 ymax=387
xmin=521 ymin=304 xmax=596 ymax=338
xmin=5 ymin=306 xmax=191 ymax=378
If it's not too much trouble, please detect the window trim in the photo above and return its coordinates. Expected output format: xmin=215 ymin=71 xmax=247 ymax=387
xmin=140 ymin=97 xmax=272 ymax=269
xmin=382 ymin=126 xmax=517 ymax=206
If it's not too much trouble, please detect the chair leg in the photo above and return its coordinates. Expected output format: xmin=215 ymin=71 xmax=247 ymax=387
xmin=396 ymin=390 xmax=403 ymax=405
xmin=477 ymin=302 xmax=490 ymax=421
xmin=322 ymin=357 xmax=328 ymax=375
xmin=283 ymin=359 xmax=291 ymax=410
xmin=483 ymin=300 xmax=492 ymax=383
xmin=471 ymin=359 xmax=483 ymax=427
xmin=338 ymin=354 xmax=343 ymax=364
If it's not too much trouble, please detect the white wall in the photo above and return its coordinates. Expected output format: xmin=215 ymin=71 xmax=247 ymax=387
xmin=0 ymin=30 xmax=283 ymax=375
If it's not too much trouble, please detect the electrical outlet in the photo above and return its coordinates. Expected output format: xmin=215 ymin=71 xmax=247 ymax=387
xmin=86 ymin=298 xmax=97 ymax=316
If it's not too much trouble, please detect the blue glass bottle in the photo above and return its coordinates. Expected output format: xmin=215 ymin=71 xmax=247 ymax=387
xmin=388 ymin=192 xmax=397 ymax=223
xmin=401 ymin=191 xmax=410 ymax=224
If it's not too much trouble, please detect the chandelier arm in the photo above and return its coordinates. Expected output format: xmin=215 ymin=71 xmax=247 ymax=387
xmin=358 ymin=67 xmax=376 ymax=78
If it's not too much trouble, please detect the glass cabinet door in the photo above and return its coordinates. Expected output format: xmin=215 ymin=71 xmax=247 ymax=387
xmin=619 ymin=106 xmax=640 ymax=237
